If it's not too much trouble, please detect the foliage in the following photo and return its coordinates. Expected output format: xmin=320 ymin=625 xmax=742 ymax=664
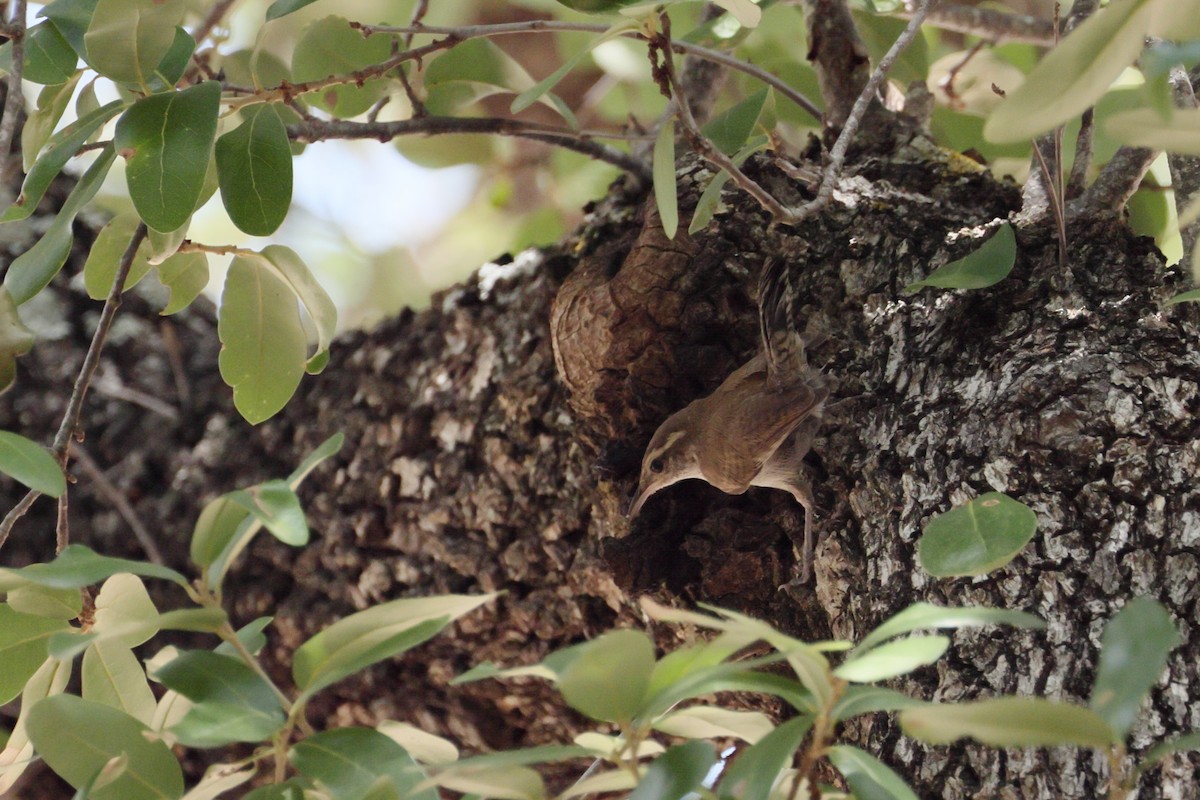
xmin=1 ymin=0 xmax=1199 ymax=797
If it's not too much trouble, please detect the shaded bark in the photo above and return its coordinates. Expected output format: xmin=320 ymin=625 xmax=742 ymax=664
xmin=3 ymin=145 xmax=1200 ymax=798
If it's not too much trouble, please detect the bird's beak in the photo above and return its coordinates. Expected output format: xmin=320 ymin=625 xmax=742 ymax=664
xmin=628 ymin=481 xmax=655 ymax=518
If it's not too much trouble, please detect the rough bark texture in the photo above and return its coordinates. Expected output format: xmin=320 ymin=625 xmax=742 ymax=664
xmin=3 ymin=143 xmax=1200 ymax=797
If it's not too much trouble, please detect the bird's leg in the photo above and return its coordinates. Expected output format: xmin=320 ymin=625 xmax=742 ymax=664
xmin=786 ymin=478 xmax=817 ymax=583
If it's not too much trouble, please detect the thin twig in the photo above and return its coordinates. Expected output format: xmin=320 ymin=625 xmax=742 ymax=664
xmin=1032 ymin=139 xmax=1067 ymax=266
xmin=73 ymin=445 xmax=166 ymax=565
xmin=937 ymin=39 xmax=987 ymax=109
xmin=362 ymin=20 xmax=823 ymax=119
xmin=781 ymin=0 xmax=934 ymax=224
xmin=192 ymin=0 xmax=240 ymax=48
xmin=895 ymin=1 xmax=1055 ymax=45
xmin=656 ymin=17 xmax=790 ymax=218
xmin=285 ymin=116 xmax=651 ymax=180
xmin=1072 ymin=146 xmax=1158 ymax=217
xmin=0 ymin=224 xmax=149 ymax=552
xmin=0 ymin=0 xmax=27 ymax=203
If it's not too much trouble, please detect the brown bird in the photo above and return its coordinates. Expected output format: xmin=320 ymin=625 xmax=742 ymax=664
xmin=629 ymin=348 xmax=829 ymax=581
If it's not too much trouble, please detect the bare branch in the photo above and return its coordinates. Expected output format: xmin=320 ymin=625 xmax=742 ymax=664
xmin=192 ymin=0 xmax=239 ymax=46
xmin=0 ymin=224 xmax=149 ymax=552
xmin=896 ymin=1 xmax=1055 ymax=45
xmin=1073 ymin=146 xmax=1158 ymax=218
xmin=781 ymin=0 xmax=933 ymax=224
xmin=285 ymin=116 xmax=651 ymax=181
xmin=366 ymin=20 xmax=822 ymax=120
xmin=73 ymin=445 xmax=166 ymax=565
xmin=1067 ymin=108 xmax=1094 ymax=199
xmin=804 ymin=0 xmax=870 ymax=128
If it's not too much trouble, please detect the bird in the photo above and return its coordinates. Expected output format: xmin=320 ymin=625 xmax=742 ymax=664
xmin=628 ymin=341 xmax=829 ymax=582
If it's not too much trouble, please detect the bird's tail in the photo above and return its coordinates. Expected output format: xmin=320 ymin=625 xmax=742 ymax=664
xmin=758 ymin=257 xmax=819 ymax=385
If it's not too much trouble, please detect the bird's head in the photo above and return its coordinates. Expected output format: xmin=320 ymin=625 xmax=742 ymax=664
xmin=628 ymin=409 xmax=704 ymax=518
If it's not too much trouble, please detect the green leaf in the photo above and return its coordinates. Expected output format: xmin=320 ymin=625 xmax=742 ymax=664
xmin=904 ymin=223 xmax=1016 ymax=294
xmin=216 ymin=104 xmax=293 ymax=235
xmin=39 ymin=0 xmax=98 ymax=58
xmin=292 ymin=593 xmax=497 ymax=701
xmin=703 ymin=91 xmax=772 ymax=155
xmin=169 ymin=700 xmax=285 ymax=748
xmin=157 ymin=252 xmax=209 ymax=315
xmin=5 ymin=584 xmax=82 ymax=619
xmin=984 ymin=0 xmax=1154 ymax=144
xmin=831 ymin=686 xmax=926 ymax=722
xmin=917 ymin=492 xmax=1038 ymax=577
xmin=258 ymin=245 xmax=337 ymax=368
xmin=628 ymin=741 xmax=715 ymax=800
xmin=115 ymin=81 xmax=221 ymax=232
xmin=0 ymin=604 xmax=70 ymax=704
xmin=510 ymin=21 xmax=636 ymax=114
xmin=1106 ymin=107 xmax=1200 ymax=155
xmin=23 ymin=22 xmax=79 ymax=85
xmin=425 ymin=38 xmax=575 ymax=126
xmin=4 ymin=145 xmax=116 ymax=305
xmin=0 ymin=287 xmax=34 ymax=392
xmin=145 ymin=27 xmax=195 ymax=93
xmin=689 ymin=137 xmax=768 ymax=234
xmin=23 ymin=75 xmax=82 ymax=173
xmin=717 ymin=715 xmax=812 ymax=800
xmin=228 ymin=479 xmax=309 ymax=546
xmin=1140 ymin=732 xmax=1200 ymax=775
xmin=653 ymin=119 xmax=678 ymax=240
xmin=81 ymin=640 xmax=157 ymax=724
xmin=432 ymin=764 xmax=543 ymax=800
xmin=654 ymin=706 xmax=774 ymax=743
xmin=217 ymin=253 xmax=308 ymax=424
xmin=377 ymin=721 xmax=460 ymax=765
xmin=92 ymin=573 xmax=158 ymax=648
xmin=1166 ymin=287 xmax=1200 ymax=306
xmin=266 ymin=0 xmax=323 ymax=21
xmin=0 ymin=430 xmax=65 ymax=496
xmin=0 ymin=655 xmax=72 ymax=794
xmin=0 ymin=544 xmax=188 ymax=590
xmin=827 ymin=745 xmax=920 ymax=800
xmin=291 ymin=16 xmax=393 ymax=118
xmin=556 ymin=629 xmax=655 ymax=723
xmin=26 ymin=695 xmax=184 ymax=800
xmin=153 ymin=650 xmax=280 ymax=712
xmin=1090 ymin=598 xmax=1180 ymax=740
xmin=900 ymin=697 xmax=1116 ymax=748
xmin=49 ymin=608 xmax=228 ymax=660
xmin=83 ymin=213 xmax=154 ymax=300
xmin=84 ymin=0 xmax=186 ymax=88
xmin=854 ymin=602 xmax=1045 ymax=654
xmin=291 ymin=727 xmax=437 ymax=800
xmin=2 ymin=98 xmax=123 ymax=223
xmin=834 ymin=636 xmax=950 ymax=683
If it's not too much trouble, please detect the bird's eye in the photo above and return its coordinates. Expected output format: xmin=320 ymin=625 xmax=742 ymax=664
xmin=649 ymin=458 xmax=664 ymax=474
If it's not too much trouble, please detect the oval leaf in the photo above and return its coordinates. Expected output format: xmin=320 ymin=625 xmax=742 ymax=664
xmin=1106 ymin=107 xmax=1200 ymax=155
xmin=292 ymin=593 xmax=497 ymax=700
xmin=629 ymin=741 xmax=715 ymax=800
xmin=556 ymin=629 xmax=655 ymax=723
xmin=84 ymin=0 xmax=186 ymax=87
xmin=983 ymin=0 xmax=1154 ymax=143
xmin=216 ymin=104 xmax=293 ymax=235
xmin=115 ymin=81 xmax=220 ymax=232
xmin=26 ymin=695 xmax=184 ymax=800
xmin=654 ymin=706 xmax=774 ymax=744
xmin=854 ymin=603 xmax=1045 ymax=654
xmin=0 ymin=604 xmax=70 ymax=704
xmin=904 ymin=223 xmax=1016 ymax=294
xmin=291 ymin=727 xmax=436 ymax=800
xmin=291 ymin=16 xmax=393 ymax=118
xmin=827 ymin=745 xmax=920 ymax=800
xmin=217 ymin=253 xmax=307 ymax=424
xmin=24 ymin=22 xmax=78 ymax=85
xmin=653 ymin=119 xmax=678 ymax=240
xmin=900 ymin=697 xmax=1116 ymax=748
xmin=228 ymin=480 xmax=308 ymax=546
xmin=81 ymin=640 xmax=157 ymax=724
xmin=834 ymin=636 xmax=950 ymax=683
xmin=1090 ymin=598 xmax=1180 ymax=740
xmin=0 ymin=430 xmax=65 ymax=496
xmin=717 ymin=715 xmax=812 ymax=800
xmin=0 ymin=544 xmax=189 ymax=590
xmin=918 ymin=492 xmax=1038 ymax=577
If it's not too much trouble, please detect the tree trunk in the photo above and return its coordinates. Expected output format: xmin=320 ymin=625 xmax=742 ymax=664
xmin=3 ymin=142 xmax=1198 ymax=797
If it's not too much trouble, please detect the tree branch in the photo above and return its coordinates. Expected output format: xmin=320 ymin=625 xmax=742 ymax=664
xmin=895 ymin=1 xmax=1055 ymax=45
xmin=285 ymin=116 xmax=651 ymax=181
xmin=364 ymin=20 xmax=822 ymax=121
xmin=0 ymin=224 xmax=149 ymax=552
xmin=1073 ymin=146 xmax=1158 ymax=218
xmin=803 ymin=0 xmax=870 ymax=128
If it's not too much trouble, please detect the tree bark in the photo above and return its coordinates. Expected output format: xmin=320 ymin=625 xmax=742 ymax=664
xmin=3 ymin=141 xmax=1199 ymax=798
